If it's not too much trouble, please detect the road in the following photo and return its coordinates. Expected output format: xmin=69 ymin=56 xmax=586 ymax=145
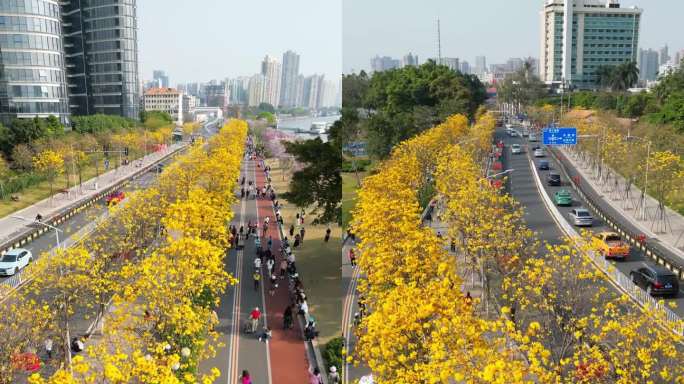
xmin=501 ymin=128 xmax=684 ymax=314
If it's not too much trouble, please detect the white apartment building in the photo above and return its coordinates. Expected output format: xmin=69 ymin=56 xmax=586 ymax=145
xmin=540 ymin=0 xmax=641 ymax=89
xmin=144 ymin=87 xmax=183 ymax=125
xmin=261 ymin=55 xmax=282 ymax=107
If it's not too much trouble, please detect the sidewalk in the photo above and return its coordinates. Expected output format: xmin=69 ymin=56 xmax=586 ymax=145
xmin=0 ymin=142 xmax=186 ymax=244
xmin=558 ymin=147 xmax=684 ymax=258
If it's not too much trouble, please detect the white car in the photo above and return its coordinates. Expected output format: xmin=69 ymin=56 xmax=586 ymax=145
xmin=529 ymin=134 xmax=538 ymax=142
xmin=505 ymin=123 xmax=512 ymax=129
xmin=0 ymin=248 xmax=32 ymax=276
xmin=534 ymin=148 xmax=545 ymax=157
xmin=511 ymin=144 xmax=522 ymax=154
xmin=569 ymin=208 xmax=594 ymax=227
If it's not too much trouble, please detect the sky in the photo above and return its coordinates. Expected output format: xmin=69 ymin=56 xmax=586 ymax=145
xmin=343 ymin=0 xmax=684 ymax=73
xmin=138 ymin=0 xmax=341 ymax=85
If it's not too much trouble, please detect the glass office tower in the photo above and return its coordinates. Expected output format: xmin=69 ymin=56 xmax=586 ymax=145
xmin=62 ymin=0 xmax=139 ymax=119
xmin=0 ymin=0 xmax=70 ymax=125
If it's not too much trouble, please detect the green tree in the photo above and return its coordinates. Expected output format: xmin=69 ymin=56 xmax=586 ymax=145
xmin=257 ymin=102 xmax=275 ymax=114
xmin=282 ymin=138 xmax=342 ymax=224
xmin=610 ymin=61 xmax=639 ymax=91
xmin=342 ymin=70 xmax=370 ymax=109
xmin=594 ymin=65 xmax=615 ymax=90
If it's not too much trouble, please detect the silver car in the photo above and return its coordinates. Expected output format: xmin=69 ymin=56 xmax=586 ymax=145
xmin=511 ymin=144 xmax=522 ymax=154
xmin=569 ymin=208 xmax=594 ymax=227
xmin=533 ymin=148 xmax=545 ymax=157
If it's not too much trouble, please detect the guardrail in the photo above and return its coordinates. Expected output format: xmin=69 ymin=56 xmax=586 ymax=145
xmin=550 ymin=148 xmax=684 ymax=281
xmin=0 ymin=144 xmax=188 ymax=295
xmin=528 ymin=151 xmax=684 ymax=337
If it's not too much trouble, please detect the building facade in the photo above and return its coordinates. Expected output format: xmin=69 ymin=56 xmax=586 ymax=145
xmin=402 ymin=52 xmax=419 ymax=67
xmin=61 ymin=0 xmax=139 ymax=119
xmin=0 ymin=0 xmax=70 ymax=125
xmin=370 ymin=55 xmax=400 ymax=72
xmin=475 ymin=56 xmax=487 ymax=75
xmin=439 ymin=57 xmax=459 ymax=72
xmin=143 ymin=87 xmax=181 ymax=122
xmin=247 ymin=74 xmax=265 ymax=107
xmin=539 ymin=0 xmax=641 ymax=89
xmin=153 ymin=70 xmax=168 ymax=88
xmin=261 ymin=55 xmax=281 ymax=107
xmin=279 ymin=50 xmax=299 ymax=108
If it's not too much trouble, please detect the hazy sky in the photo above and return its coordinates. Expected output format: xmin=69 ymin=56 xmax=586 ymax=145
xmin=139 ymin=0 xmax=341 ymax=85
xmin=343 ymin=0 xmax=684 ymax=73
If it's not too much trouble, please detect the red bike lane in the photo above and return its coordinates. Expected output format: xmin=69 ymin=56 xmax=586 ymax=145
xmin=254 ymin=159 xmax=309 ymax=383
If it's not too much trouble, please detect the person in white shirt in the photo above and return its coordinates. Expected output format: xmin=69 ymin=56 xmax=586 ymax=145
xmin=266 ymin=258 xmax=274 ymax=275
xmin=254 ymin=257 xmax=261 ymax=270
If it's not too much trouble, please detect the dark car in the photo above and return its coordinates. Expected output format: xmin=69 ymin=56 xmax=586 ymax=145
xmin=630 ymin=264 xmax=679 ymax=297
xmin=547 ymin=172 xmax=561 ymax=186
xmin=539 ymin=160 xmax=550 ymax=170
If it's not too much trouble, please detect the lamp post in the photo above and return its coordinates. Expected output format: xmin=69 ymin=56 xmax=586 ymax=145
xmin=11 ymin=215 xmax=62 ymax=249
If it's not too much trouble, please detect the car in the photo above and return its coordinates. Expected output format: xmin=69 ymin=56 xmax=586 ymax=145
xmin=522 ymin=129 xmax=530 ymax=137
xmin=630 ymin=264 xmax=679 ymax=297
xmin=510 ymin=144 xmax=522 ymax=154
xmin=538 ymin=160 xmax=550 ymax=170
xmin=529 ymin=134 xmax=538 ymax=142
xmin=553 ymin=189 xmax=573 ymax=206
xmin=592 ymin=232 xmax=630 ymax=259
xmin=0 ymin=248 xmax=33 ymax=276
xmin=106 ymin=191 xmax=125 ymax=205
xmin=505 ymin=123 xmax=512 ymax=129
xmin=534 ymin=148 xmax=545 ymax=158
xmin=510 ymin=130 xmax=519 ymax=137
xmin=568 ymin=208 xmax=594 ymax=226
xmin=149 ymin=164 xmax=163 ymax=173
xmin=547 ymin=172 xmax=561 ymax=186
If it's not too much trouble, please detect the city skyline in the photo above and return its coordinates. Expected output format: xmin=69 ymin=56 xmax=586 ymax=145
xmin=138 ymin=0 xmax=341 ymax=84
xmin=343 ymin=0 xmax=684 ymax=74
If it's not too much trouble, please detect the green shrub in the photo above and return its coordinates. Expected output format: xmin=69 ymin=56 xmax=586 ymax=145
xmin=323 ymin=337 xmax=344 ymax=373
xmin=341 ymin=159 xmax=371 ymax=172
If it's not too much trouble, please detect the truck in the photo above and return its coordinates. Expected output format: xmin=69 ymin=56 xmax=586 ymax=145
xmin=592 ymin=232 xmax=630 ymax=259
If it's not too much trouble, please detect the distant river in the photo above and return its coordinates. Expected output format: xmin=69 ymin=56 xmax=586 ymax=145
xmin=276 ymin=115 xmax=340 ymax=142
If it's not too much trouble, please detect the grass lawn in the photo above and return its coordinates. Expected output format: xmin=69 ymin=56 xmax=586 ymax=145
xmin=0 ymin=152 xmax=147 ymax=218
xmin=342 ymin=171 xmax=368 ymax=230
xmin=266 ymin=160 xmax=342 ymax=344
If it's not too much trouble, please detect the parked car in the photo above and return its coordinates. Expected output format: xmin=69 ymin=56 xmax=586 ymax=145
xmin=534 ymin=148 xmax=545 ymax=158
xmin=0 ymin=248 xmax=32 ymax=276
xmin=529 ymin=134 xmax=538 ymax=142
xmin=553 ymin=189 xmax=573 ymax=206
xmin=592 ymin=232 xmax=630 ymax=259
xmin=106 ymin=191 xmax=125 ymax=206
xmin=568 ymin=208 xmax=594 ymax=226
xmin=630 ymin=264 xmax=679 ymax=297
xmin=547 ymin=172 xmax=561 ymax=186
xmin=510 ymin=144 xmax=522 ymax=154
xmin=538 ymin=160 xmax=550 ymax=170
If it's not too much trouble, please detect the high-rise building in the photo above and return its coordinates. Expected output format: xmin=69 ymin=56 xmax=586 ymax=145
xmin=540 ymin=0 xmax=641 ymax=89
xmin=62 ymin=0 xmax=140 ymax=119
xmin=506 ymin=57 xmax=524 ymax=73
xmin=227 ymin=77 xmax=250 ymax=105
xmin=638 ymin=48 xmax=659 ymax=82
xmin=279 ymin=50 xmax=300 ymax=108
xmin=370 ymin=55 xmax=400 ymax=72
xmin=659 ymin=45 xmax=670 ymax=66
xmin=460 ymin=60 xmax=471 ymax=74
xmin=143 ymin=87 xmax=182 ymax=124
xmin=153 ymin=70 xmax=169 ymax=88
xmin=439 ymin=57 xmax=460 ymax=72
xmin=674 ymin=50 xmax=684 ymax=67
xmin=302 ymin=74 xmax=324 ymax=110
xmin=205 ymin=82 xmax=229 ymax=109
xmin=402 ymin=53 xmax=419 ymax=67
xmin=475 ymin=56 xmax=487 ymax=75
xmin=247 ymin=74 xmax=266 ymax=107
xmin=261 ymin=55 xmax=281 ymax=107
xmin=293 ymin=75 xmax=305 ymax=107
xmin=0 ymin=1 xmax=70 ymax=125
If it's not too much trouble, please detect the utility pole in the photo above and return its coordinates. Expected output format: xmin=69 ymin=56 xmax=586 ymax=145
xmin=437 ymin=17 xmax=442 ymax=64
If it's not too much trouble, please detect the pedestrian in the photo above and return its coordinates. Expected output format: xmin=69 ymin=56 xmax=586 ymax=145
xmin=253 ymin=270 xmax=261 ymax=291
xmin=267 ymin=235 xmax=273 ymax=250
xmin=241 ymin=176 xmax=245 ymax=186
xmin=239 ymin=225 xmax=244 ymax=239
xmin=283 ymin=305 xmax=293 ymax=329
xmin=262 ymin=222 xmax=269 ymax=236
xmin=266 ymin=258 xmax=274 ymax=275
xmin=308 ymin=366 xmax=323 ymax=384
xmin=279 ymin=259 xmax=288 ymax=279
xmin=240 ymin=187 xmax=244 ymax=198
xmin=324 ymin=227 xmax=331 ymax=242
xmin=349 ymin=248 xmax=356 ymax=266
xmin=240 ymin=370 xmax=252 ymax=384
xmin=296 ymin=212 xmax=300 ymax=222
xmin=300 ymin=226 xmax=306 ymax=242
xmin=465 ymin=291 xmax=473 ymax=307
xmin=289 ymin=224 xmax=295 ymax=237
xmin=450 ymin=239 xmax=456 ymax=252
xmin=293 ymin=234 xmax=301 ymax=248
xmin=268 ymin=276 xmax=278 ymax=296
xmin=249 ymin=307 xmax=261 ymax=333
xmin=71 ymin=337 xmax=84 ymax=353
xmin=437 ymin=231 xmax=442 ymax=238
xmin=44 ymin=338 xmax=53 ymax=359
xmin=299 ymin=299 xmax=309 ymax=316
xmin=254 ymin=256 xmax=261 ymax=270
xmin=328 ymin=366 xmax=340 ymax=384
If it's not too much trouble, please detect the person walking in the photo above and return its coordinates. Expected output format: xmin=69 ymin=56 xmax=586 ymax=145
xmin=293 ymin=234 xmax=301 ymax=248
xmin=266 ymin=258 xmax=274 ymax=276
xmin=283 ymin=305 xmax=293 ymax=329
xmin=240 ymin=187 xmax=245 ymax=199
xmin=279 ymin=259 xmax=288 ymax=279
xmin=249 ymin=307 xmax=261 ymax=333
xmin=289 ymin=224 xmax=295 ymax=237
xmin=349 ymin=248 xmax=357 ymax=266
xmin=268 ymin=275 xmax=278 ymax=296
xmin=324 ymin=227 xmax=331 ymax=242
xmin=267 ymin=235 xmax=273 ymax=250
xmin=308 ymin=366 xmax=323 ymax=384
xmin=253 ymin=270 xmax=261 ymax=291
xmin=329 ymin=366 xmax=340 ymax=384
xmin=44 ymin=338 xmax=53 ymax=359
xmin=240 ymin=370 xmax=252 ymax=384
xmin=254 ymin=256 xmax=261 ymax=270
xmin=300 ymin=226 xmax=306 ymax=242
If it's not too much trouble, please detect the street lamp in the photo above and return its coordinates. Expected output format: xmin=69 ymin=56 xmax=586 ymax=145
xmin=11 ymin=215 xmax=63 ymax=249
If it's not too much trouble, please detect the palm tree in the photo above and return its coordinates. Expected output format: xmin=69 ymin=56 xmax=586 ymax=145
xmin=610 ymin=61 xmax=639 ymax=91
xmin=594 ymin=66 xmax=614 ymax=90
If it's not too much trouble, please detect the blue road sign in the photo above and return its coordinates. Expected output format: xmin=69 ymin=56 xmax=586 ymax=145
xmin=543 ymin=127 xmax=577 ymax=145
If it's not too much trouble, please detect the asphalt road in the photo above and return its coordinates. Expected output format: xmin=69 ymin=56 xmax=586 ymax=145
xmin=501 ymin=128 xmax=684 ymax=315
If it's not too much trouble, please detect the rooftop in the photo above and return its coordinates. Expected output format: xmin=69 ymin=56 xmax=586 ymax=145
xmin=144 ymin=87 xmax=180 ymax=96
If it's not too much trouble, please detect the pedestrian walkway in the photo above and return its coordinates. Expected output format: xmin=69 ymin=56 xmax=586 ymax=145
xmin=558 ymin=147 xmax=684 ymax=259
xmin=0 ymin=143 xmax=186 ymax=244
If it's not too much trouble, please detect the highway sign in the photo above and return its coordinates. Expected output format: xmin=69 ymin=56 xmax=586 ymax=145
xmin=543 ymin=127 xmax=577 ymax=145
